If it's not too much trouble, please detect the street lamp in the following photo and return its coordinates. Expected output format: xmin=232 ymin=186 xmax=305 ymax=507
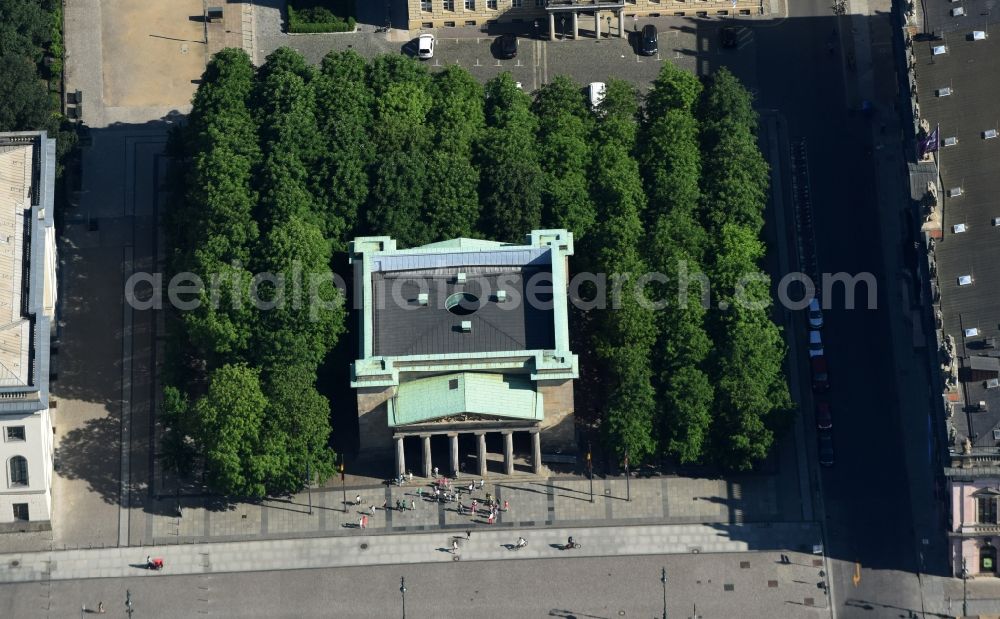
xmin=400 ymin=576 xmax=407 ymax=619
xmin=339 ymin=459 xmax=347 ymax=513
xmin=660 ymin=567 xmax=668 ymax=619
xmin=125 ymin=589 xmax=134 ymax=619
xmin=560 ymin=16 xmax=566 ymax=40
xmin=624 ymin=449 xmax=630 ymax=502
xmin=963 ymin=557 xmax=969 ymax=616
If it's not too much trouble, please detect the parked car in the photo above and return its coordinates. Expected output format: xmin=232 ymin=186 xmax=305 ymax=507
xmin=808 ymin=329 xmax=824 ymax=357
xmin=640 ymin=24 xmax=658 ymax=55
xmin=818 ymin=430 xmax=835 ymax=467
xmin=588 ymin=82 xmax=607 ymax=108
xmin=815 ymin=401 xmax=832 ymax=430
xmin=496 ymin=33 xmax=518 ymax=59
xmin=810 ymin=356 xmax=829 ymax=392
xmin=720 ymin=26 xmax=739 ymax=49
xmin=417 ymin=34 xmax=435 ymax=60
xmin=808 ymin=297 xmax=824 ymax=329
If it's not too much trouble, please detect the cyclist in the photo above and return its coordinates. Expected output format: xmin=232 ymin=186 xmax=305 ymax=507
xmin=516 ymin=536 xmax=527 ymax=549
xmin=566 ymin=536 xmax=575 ymax=549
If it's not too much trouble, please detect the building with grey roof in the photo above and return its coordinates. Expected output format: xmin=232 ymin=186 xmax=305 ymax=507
xmin=350 ymin=230 xmax=578 ymax=478
xmin=914 ymin=21 xmax=1000 ymax=576
xmin=0 ymin=132 xmax=58 ymax=530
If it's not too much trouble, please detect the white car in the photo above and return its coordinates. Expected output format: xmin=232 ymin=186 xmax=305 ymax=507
xmin=807 ymin=297 xmax=823 ymax=329
xmin=588 ymin=82 xmax=606 ymax=108
xmin=808 ymin=330 xmax=824 ymax=357
xmin=417 ymin=34 xmax=435 ymax=60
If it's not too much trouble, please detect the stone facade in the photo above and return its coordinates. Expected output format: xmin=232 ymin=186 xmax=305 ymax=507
xmin=406 ymin=0 xmax=767 ymax=30
xmin=538 ymin=378 xmax=575 ymax=452
xmin=356 ymin=386 xmax=396 ymax=462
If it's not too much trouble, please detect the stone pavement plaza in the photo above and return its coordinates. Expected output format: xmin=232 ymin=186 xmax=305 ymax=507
xmin=138 ymin=475 xmax=784 ymax=548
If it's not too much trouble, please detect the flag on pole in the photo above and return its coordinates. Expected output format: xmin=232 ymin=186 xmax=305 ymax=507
xmin=919 ymin=125 xmax=940 ymax=158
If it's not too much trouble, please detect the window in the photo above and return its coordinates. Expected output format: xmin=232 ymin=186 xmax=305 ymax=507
xmin=9 ymin=456 xmax=27 ymax=486
xmin=421 ymin=0 xmax=431 ymax=10
xmin=12 ymin=503 xmax=28 ymax=521
xmin=535 ymin=0 xmax=544 ymax=7
xmin=444 ymin=0 xmax=455 ymax=11
xmin=512 ymin=0 xmax=523 ymax=7
xmin=5 ymin=426 xmax=25 ymax=441
xmin=465 ymin=0 xmax=475 ymax=9
xmin=978 ymin=496 xmax=998 ymax=524
xmin=487 ymin=0 xmax=497 ymax=8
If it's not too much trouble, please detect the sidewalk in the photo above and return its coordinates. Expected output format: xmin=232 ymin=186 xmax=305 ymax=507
xmin=122 ymin=475 xmax=793 ymax=549
xmin=0 ymin=521 xmax=820 ymax=584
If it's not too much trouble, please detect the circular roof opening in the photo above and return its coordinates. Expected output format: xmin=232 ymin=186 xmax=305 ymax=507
xmin=445 ymin=292 xmax=481 ymax=316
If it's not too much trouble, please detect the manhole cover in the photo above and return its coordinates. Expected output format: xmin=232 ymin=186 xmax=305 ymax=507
xmin=9 ymin=560 xmax=19 ymax=568
xmin=740 ymin=561 xmax=750 ymax=569
xmin=360 ymin=543 xmax=369 ymax=550
xmin=804 ymin=597 xmax=814 ymax=606
xmin=812 ymin=559 xmax=823 ymax=567
xmin=768 ymin=580 xmax=778 ymax=588
xmin=724 ymin=584 xmax=734 ymax=592
xmin=181 ymin=44 xmax=189 ymax=54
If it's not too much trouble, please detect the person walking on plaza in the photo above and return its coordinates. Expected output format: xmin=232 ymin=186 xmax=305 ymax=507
xmin=471 ymin=499 xmax=478 ymax=514
xmin=487 ymin=512 xmax=494 ymax=525
xmin=452 ymin=540 xmax=459 ymax=554
xmin=410 ymin=499 xmax=415 ymax=510
xmin=362 ymin=515 xmax=369 ymax=529
xmin=358 ymin=516 xmax=364 ymax=529
xmin=369 ymin=504 xmax=375 ymax=516
xmin=467 ymin=482 xmax=474 ymax=494
xmin=503 ymin=499 xmax=509 ymax=512
xmin=97 ymin=601 xmax=105 ymax=614
xmin=355 ymin=494 xmax=362 ymax=506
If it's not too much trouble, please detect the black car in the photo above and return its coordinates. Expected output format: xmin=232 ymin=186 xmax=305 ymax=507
xmin=818 ymin=431 xmax=835 ymax=467
xmin=496 ymin=33 xmax=518 ymax=59
xmin=639 ymin=24 xmax=658 ymax=56
xmin=720 ymin=26 xmax=739 ymax=49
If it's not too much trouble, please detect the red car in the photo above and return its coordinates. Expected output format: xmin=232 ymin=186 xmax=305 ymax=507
xmin=810 ymin=356 xmax=829 ymax=392
xmin=815 ymin=401 xmax=832 ymax=429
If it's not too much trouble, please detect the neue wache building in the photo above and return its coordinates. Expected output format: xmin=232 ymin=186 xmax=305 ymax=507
xmin=350 ymin=230 xmax=578 ymax=477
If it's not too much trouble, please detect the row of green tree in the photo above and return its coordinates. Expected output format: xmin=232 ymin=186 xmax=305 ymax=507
xmin=166 ymin=46 xmax=792 ymax=497
xmin=0 ymin=0 xmax=76 ymax=166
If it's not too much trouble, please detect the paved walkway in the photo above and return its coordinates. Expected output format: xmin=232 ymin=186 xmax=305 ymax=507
xmin=121 ymin=475 xmax=792 ymax=549
xmin=0 ymin=521 xmax=820 ymax=584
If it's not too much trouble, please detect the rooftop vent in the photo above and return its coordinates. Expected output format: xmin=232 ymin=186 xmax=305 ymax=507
xmin=460 ymin=320 xmax=472 ymax=332
xmin=966 ymin=327 xmax=980 ymax=337
xmin=455 ymin=272 xmax=467 ymax=284
xmin=994 ymin=428 xmax=1000 ymax=439
xmin=954 ymin=222 xmax=967 ymax=233
xmin=994 ymin=217 xmax=1000 ymax=227
xmin=933 ymin=44 xmax=948 ymax=55
xmin=958 ymin=274 xmax=973 ymax=286
xmin=973 ymin=30 xmax=987 ymax=40
xmin=951 ymin=7 xmax=965 ymax=16
xmin=944 ymin=136 xmax=958 ymax=147
xmin=979 ymin=400 xmax=988 ymax=411
xmin=496 ymin=290 xmax=507 ymax=302
xmin=937 ymin=87 xmax=952 ymax=97
xmin=948 ymin=187 xmax=963 ymax=198
xmin=985 ymin=129 xmax=999 ymax=140
xmin=988 ymin=378 xmax=1000 ymax=389
xmin=417 ymin=293 xmax=429 ymax=306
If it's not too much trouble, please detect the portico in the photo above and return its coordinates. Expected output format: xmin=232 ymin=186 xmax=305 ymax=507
xmin=394 ymin=428 xmax=542 ymax=478
xmin=545 ymin=0 xmax=627 ymax=41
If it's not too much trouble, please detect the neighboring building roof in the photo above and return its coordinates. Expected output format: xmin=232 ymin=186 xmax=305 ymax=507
xmin=922 ymin=0 xmax=1000 ymax=36
xmin=0 ymin=143 xmax=34 ymax=388
xmin=969 ymin=356 xmax=1000 ymax=373
xmin=915 ymin=31 xmax=1000 ymax=448
xmin=389 ymin=372 xmax=542 ymax=426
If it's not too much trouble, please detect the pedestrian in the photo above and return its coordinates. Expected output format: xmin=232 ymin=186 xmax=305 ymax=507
xmin=145 ymin=555 xmax=152 ymax=569
xmin=435 ymin=487 xmax=441 ymax=499
xmin=355 ymin=494 xmax=362 ymax=505
xmin=382 ymin=499 xmax=388 ymax=510
xmin=477 ymin=479 xmax=484 ymax=489
xmin=471 ymin=499 xmax=478 ymax=514
xmin=466 ymin=530 xmax=472 ymax=540
xmin=362 ymin=515 xmax=369 ymax=529
xmin=452 ymin=540 xmax=459 ymax=554
xmin=467 ymin=482 xmax=474 ymax=494
xmin=408 ymin=470 xmax=413 ymax=482
xmin=98 ymin=601 xmax=105 ymax=614
xmin=369 ymin=504 xmax=375 ymax=516
xmin=503 ymin=499 xmax=509 ymax=512
xmin=434 ymin=466 xmax=439 ymax=478
xmin=487 ymin=512 xmax=494 ymax=525
xmin=458 ymin=503 xmax=464 ymax=515
xmin=358 ymin=516 xmax=364 ymax=529
xmin=410 ymin=499 xmax=415 ymax=510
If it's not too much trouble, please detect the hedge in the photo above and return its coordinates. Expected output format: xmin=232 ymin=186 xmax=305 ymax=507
xmin=288 ymin=5 xmax=356 ymax=33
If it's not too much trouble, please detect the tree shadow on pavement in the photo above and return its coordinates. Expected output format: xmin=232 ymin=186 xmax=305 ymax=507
xmin=55 ymin=415 xmax=122 ymax=504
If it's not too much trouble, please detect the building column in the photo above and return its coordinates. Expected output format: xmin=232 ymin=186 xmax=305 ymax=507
xmin=395 ymin=436 xmax=406 ymax=478
xmin=449 ymin=433 xmax=459 ymax=477
xmin=618 ymin=10 xmax=625 ymax=39
xmin=595 ymin=11 xmax=601 ymax=39
xmin=422 ymin=435 xmax=433 ymax=478
xmin=572 ymin=12 xmax=578 ymax=40
xmin=503 ymin=431 xmax=514 ymax=476
xmin=476 ymin=432 xmax=488 ymax=477
xmin=549 ymin=12 xmax=556 ymax=41
xmin=531 ymin=430 xmax=542 ymax=475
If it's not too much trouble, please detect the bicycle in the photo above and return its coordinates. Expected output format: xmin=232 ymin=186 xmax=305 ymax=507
xmin=564 ymin=541 xmax=582 ymax=550
xmin=511 ymin=539 xmax=528 ymax=551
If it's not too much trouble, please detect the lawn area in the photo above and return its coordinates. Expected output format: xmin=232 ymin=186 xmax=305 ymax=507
xmin=288 ymin=0 xmax=356 ymax=33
